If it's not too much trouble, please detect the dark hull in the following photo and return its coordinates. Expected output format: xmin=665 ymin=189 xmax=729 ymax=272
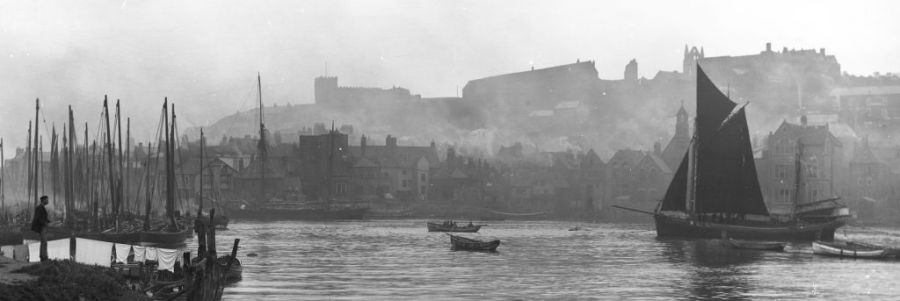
xmin=217 ymin=255 xmax=243 ymax=282
xmin=139 ymin=228 xmax=192 ymax=246
xmin=0 ymin=230 xmax=24 ymax=245
xmin=448 ymin=234 xmax=500 ymax=252
xmin=655 ymin=215 xmax=846 ymax=241
xmin=228 ymin=207 xmax=368 ymax=221
xmin=427 ymin=222 xmax=481 ymax=233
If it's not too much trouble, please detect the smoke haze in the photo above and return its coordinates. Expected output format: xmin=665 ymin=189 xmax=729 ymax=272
xmin=1 ymin=0 xmax=899 ymax=150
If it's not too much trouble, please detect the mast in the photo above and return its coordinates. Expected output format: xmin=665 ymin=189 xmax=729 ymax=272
xmin=83 ymin=123 xmax=88 ymax=216
xmin=26 ymin=122 xmax=31 ymax=210
xmin=58 ymin=124 xmax=64 ymax=225
xmin=33 ymin=99 xmax=39 ymax=206
xmin=199 ymin=128 xmax=204 ymax=215
xmin=51 ymin=125 xmax=58 ymax=210
xmin=257 ymin=73 xmax=267 ymax=202
xmin=67 ymin=107 xmax=76 ymax=228
xmin=125 ymin=118 xmax=130 ymax=215
xmin=143 ymin=142 xmax=153 ymax=231
xmin=103 ymin=96 xmax=117 ymax=229
xmin=1 ymin=138 xmax=4 ymax=214
xmin=165 ymin=99 xmax=175 ymax=225
xmin=116 ymin=100 xmax=124 ymax=218
xmin=685 ymin=120 xmax=698 ymax=215
xmin=793 ymin=139 xmax=803 ymax=220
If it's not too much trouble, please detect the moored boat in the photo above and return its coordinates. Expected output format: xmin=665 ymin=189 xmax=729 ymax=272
xmin=649 ymin=66 xmax=849 ymax=241
xmin=216 ymin=254 xmax=242 ymax=282
xmin=812 ymin=240 xmax=888 ymax=259
xmin=721 ymin=238 xmax=786 ymax=251
xmin=448 ymin=234 xmax=500 ymax=252
xmin=427 ymin=221 xmax=481 ymax=233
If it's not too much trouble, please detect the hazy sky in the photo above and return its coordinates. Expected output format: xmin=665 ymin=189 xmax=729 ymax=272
xmin=1 ymin=0 xmax=898 ymax=151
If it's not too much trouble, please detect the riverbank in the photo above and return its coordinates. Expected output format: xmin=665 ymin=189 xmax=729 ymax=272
xmin=0 ymin=258 xmax=150 ymax=300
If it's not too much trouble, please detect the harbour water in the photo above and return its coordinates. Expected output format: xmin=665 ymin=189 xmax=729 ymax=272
xmin=213 ymin=220 xmax=900 ymax=300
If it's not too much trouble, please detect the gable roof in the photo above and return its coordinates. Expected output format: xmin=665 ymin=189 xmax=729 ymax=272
xmin=771 ymin=120 xmax=842 ymax=147
xmin=640 ymin=153 xmax=672 ymax=174
xmin=608 ymin=149 xmax=645 ymax=167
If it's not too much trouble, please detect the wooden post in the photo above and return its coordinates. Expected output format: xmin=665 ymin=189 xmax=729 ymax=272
xmin=215 ymin=239 xmax=240 ymax=299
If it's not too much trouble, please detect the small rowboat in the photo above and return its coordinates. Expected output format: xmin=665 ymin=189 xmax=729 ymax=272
xmin=721 ymin=238 xmax=786 ymax=251
xmin=427 ymin=222 xmax=481 ymax=233
xmin=448 ymin=234 xmax=500 ymax=252
xmin=217 ymin=255 xmax=243 ymax=282
xmin=812 ymin=240 xmax=887 ymax=259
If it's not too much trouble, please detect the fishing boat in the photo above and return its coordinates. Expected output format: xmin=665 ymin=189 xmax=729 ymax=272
xmin=223 ymin=74 xmax=368 ymax=221
xmin=195 ymin=128 xmax=229 ymax=230
xmin=216 ymin=254 xmax=242 ymax=282
xmin=644 ymin=66 xmax=849 ymax=241
xmin=721 ymin=238 xmax=786 ymax=251
xmin=447 ymin=234 xmax=500 ymax=252
xmin=812 ymin=240 xmax=888 ymax=259
xmin=427 ymin=221 xmax=481 ymax=233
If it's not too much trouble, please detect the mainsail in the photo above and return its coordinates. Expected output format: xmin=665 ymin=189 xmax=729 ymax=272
xmin=659 ymin=66 xmax=769 ymax=216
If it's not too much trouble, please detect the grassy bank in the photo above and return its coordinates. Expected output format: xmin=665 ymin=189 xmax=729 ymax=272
xmin=0 ymin=260 xmax=151 ymax=301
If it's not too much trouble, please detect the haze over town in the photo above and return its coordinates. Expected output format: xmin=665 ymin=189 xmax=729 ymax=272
xmin=1 ymin=0 xmax=899 ymax=151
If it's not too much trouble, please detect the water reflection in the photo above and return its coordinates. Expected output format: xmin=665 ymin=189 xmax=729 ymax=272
xmin=211 ymin=221 xmax=900 ymax=300
xmin=658 ymin=239 xmax=762 ymax=300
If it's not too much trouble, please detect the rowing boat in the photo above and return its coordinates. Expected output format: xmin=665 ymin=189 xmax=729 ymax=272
xmin=812 ymin=240 xmax=887 ymax=259
xmin=448 ymin=234 xmax=500 ymax=252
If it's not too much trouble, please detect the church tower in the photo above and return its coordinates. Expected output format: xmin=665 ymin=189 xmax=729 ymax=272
xmin=682 ymin=45 xmax=704 ymax=77
xmin=624 ymin=59 xmax=638 ymax=82
xmin=675 ymin=103 xmax=688 ymax=138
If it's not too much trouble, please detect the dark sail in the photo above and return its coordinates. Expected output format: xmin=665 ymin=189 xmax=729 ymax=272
xmin=693 ymin=67 xmax=769 ymax=215
xmin=659 ymin=152 xmax=687 ymax=211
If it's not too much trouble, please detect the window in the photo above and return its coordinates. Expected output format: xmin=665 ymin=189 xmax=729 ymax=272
xmin=807 ymin=156 xmax=817 ymax=178
xmin=402 ymin=170 xmax=408 ymax=176
xmin=807 ymin=186 xmax=818 ymax=202
xmin=777 ymin=165 xmax=788 ymax=180
xmin=402 ymin=180 xmax=409 ymax=188
xmin=779 ymin=189 xmax=791 ymax=203
xmin=420 ymin=174 xmax=426 ymax=182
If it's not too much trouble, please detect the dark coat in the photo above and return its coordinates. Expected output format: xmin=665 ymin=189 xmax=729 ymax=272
xmin=31 ymin=204 xmax=49 ymax=233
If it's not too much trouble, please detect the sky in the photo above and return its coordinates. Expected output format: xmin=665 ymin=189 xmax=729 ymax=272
xmin=1 ymin=0 xmax=899 ymax=152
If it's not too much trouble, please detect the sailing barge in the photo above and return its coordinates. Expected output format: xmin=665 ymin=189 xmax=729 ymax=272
xmin=652 ymin=66 xmax=849 ymax=241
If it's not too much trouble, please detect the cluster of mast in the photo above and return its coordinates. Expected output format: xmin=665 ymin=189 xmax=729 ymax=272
xmin=8 ymin=97 xmax=181 ymax=232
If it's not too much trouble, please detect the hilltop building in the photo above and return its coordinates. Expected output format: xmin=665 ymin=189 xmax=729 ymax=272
xmin=314 ymin=76 xmax=422 ymax=107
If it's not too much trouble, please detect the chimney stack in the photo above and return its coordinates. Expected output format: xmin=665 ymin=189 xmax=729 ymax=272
xmin=361 ymin=135 xmax=367 ymax=157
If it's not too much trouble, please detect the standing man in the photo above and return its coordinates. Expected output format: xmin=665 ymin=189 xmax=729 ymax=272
xmin=31 ymin=195 xmax=50 ymax=262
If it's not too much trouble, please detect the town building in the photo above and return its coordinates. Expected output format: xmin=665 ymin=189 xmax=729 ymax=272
xmin=757 ymin=117 xmax=843 ymax=215
xmin=348 ymin=135 xmax=439 ymax=201
xmin=844 ymin=137 xmax=900 ymax=222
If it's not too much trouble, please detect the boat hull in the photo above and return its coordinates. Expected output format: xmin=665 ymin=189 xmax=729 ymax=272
xmin=812 ymin=241 xmax=888 ymax=258
xmin=217 ymin=255 xmax=242 ymax=282
xmin=427 ymin=222 xmax=481 ymax=233
xmin=448 ymin=234 xmax=500 ymax=252
xmin=227 ymin=207 xmax=368 ymax=221
xmin=139 ymin=228 xmax=192 ymax=246
xmin=655 ymin=215 xmax=846 ymax=241
xmin=0 ymin=230 xmax=24 ymax=245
